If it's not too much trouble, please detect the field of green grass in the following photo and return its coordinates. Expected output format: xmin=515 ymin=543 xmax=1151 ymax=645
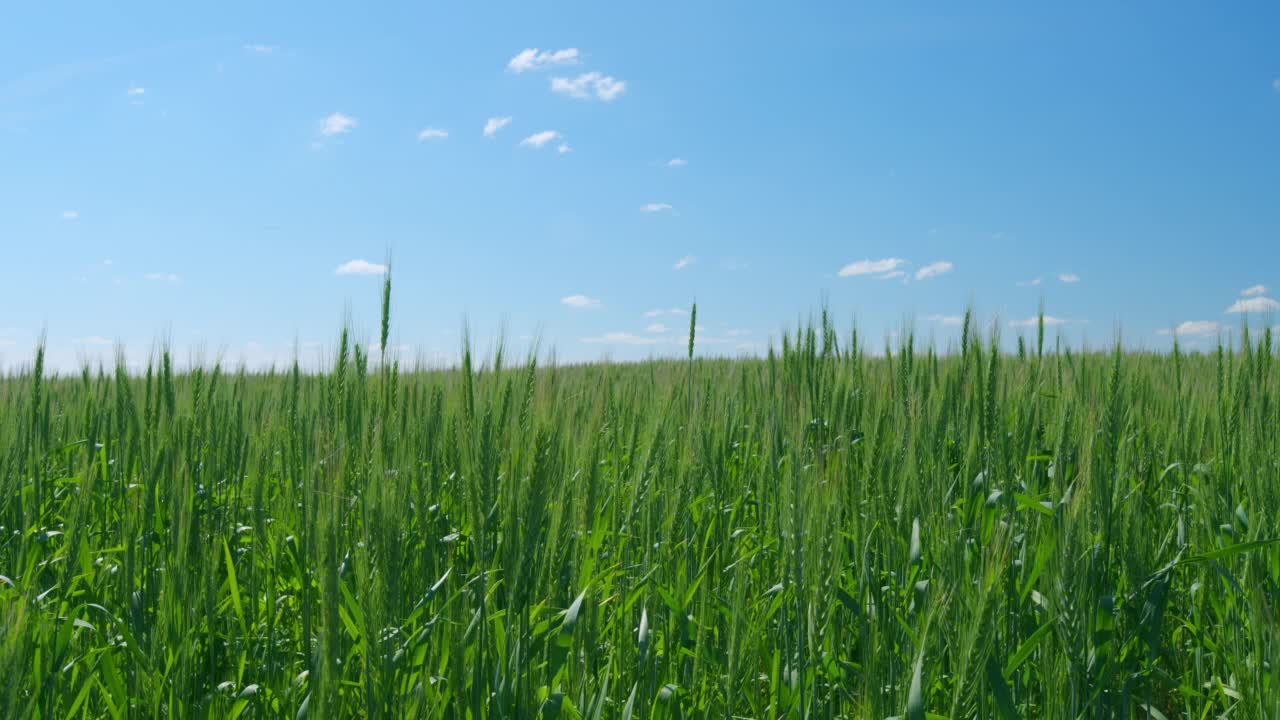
xmin=3 ymin=279 xmax=1279 ymax=718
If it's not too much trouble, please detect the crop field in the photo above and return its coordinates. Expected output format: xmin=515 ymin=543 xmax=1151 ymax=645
xmin=2 ymin=282 xmax=1279 ymax=719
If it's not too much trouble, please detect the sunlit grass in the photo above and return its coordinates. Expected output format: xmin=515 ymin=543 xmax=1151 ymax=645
xmin=2 ymin=278 xmax=1278 ymax=718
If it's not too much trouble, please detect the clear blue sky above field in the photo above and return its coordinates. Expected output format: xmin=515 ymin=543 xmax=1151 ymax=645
xmin=3 ymin=2 xmax=1279 ymax=370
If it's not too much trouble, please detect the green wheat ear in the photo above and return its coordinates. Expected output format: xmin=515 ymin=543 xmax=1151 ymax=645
xmin=687 ymin=301 xmax=697 ymax=359
xmin=379 ymin=260 xmax=392 ymax=359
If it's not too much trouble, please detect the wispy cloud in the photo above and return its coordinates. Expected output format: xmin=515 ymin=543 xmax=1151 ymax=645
xmin=483 ymin=116 xmax=512 ymax=138
xmin=1241 ymin=284 xmax=1267 ymax=297
xmin=1274 ymin=78 xmax=1280 ymax=93
xmin=319 ymin=112 xmax=357 ymax=136
xmin=667 ymin=158 xmax=687 ymax=167
xmin=646 ymin=323 xmax=668 ymax=333
xmin=673 ymin=255 xmax=695 ymax=270
xmin=582 ymin=332 xmax=656 ymax=345
xmin=925 ymin=314 xmax=965 ymax=326
xmin=561 ymin=294 xmax=601 ymax=309
xmin=78 ymin=335 xmax=113 ymax=346
xmin=642 ymin=307 xmax=688 ymax=318
xmin=550 ymin=72 xmax=626 ymax=101
xmin=641 ymin=202 xmax=673 ymax=213
xmin=838 ymin=258 xmax=906 ymax=279
xmin=126 ymin=86 xmax=145 ymax=97
xmin=519 ymin=130 xmax=561 ymax=148
xmin=557 ymin=142 xmax=572 ymax=154
xmin=508 ymin=48 xmax=579 ymax=73
xmin=1157 ymin=320 xmax=1222 ymax=337
xmin=145 ymin=272 xmax=180 ymax=284
xmin=334 ymin=259 xmax=387 ymax=276
xmin=1008 ymin=316 xmax=1073 ymax=328
xmin=1016 ymin=277 xmax=1043 ymax=287
xmin=1056 ymin=272 xmax=1081 ymax=284
xmin=1226 ymin=296 xmax=1280 ymax=313
xmin=243 ymin=44 xmax=278 ymax=54
xmin=417 ymin=127 xmax=448 ymax=141
xmin=915 ymin=261 xmax=953 ymax=280
xmin=60 ymin=210 xmax=79 ymax=220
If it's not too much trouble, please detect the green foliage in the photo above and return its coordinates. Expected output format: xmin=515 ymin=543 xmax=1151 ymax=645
xmin=1 ymin=300 xmax=1279 ymax=718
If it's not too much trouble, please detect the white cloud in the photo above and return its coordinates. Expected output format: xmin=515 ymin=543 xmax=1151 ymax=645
xmin=1157 ymin=320 xmax=1222 ymax=337
xmin=593 ymin=76 xmax=626 ymax=101
xmin=126 ymin=86 xmax=145 ymax=97
xmin=673 ymin=255 xmax=695 ymax=270
xmin=646 ymin=323 xmax=668 ymax=333
xmin=243 ymin=44 xmax=278 ymax=54
xmin=319 ymin=112 xmax=357 ymax=136
xmin=519 ymin=130 xmax=561 ymax=148
xmin=1241 ymin=284 xmax=1267 ymax=297
xmin=145 ymin=272 xmax=180 ymax=284
xmin=61 ymin=210 xmax=79 ymax=220
xmin=838 ymin=258 xmax=906 ymax=278
xmin=582 ymin=332 xmax=656 ymax=345
xmin=1017 ymin=277 xmax=1043 ymax=287
xmin=483 ymin=116 xmax=512 ymax=137
xmin=561 ymin=294 xmax=601 ymax=309
xmin=641 ymin=202 xmax=673 ymax=213
xmin=1009 ymin=316 xmax=1072 ymax=328
xmin=334 ymin=259 xmax=387 ymax=276
xmin=1226 ymin=296 xmax=1280 ymax=313
xmin=417 ymin=127 xmax=448 ymax=141
xmin=1274 ymin=78 xmax=1280 ymax=93
xmin=915 ymin=261 xmax=953 ymax=280
xmin=508 ymin=48 xmax=579 ymax=73
xmin=1056 ymin=272 xmax=1081 ymax=284
xmin=550 ymin=72 xmax=626 ymax=101
xmin=667 ymin=158 xmax=687 ymax=167
xmin=557 ymin=142 xmax=573 ymax=154
xmin=926 ymin=314 xmax=965 ymax=326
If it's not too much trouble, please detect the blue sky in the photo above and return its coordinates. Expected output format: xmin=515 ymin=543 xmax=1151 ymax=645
xmin=3 ymin=1 xmax=1279 ymax=371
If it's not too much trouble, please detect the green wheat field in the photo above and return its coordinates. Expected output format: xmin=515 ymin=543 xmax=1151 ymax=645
xmin=3 ymin=276 xmax=1278 ymax=719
